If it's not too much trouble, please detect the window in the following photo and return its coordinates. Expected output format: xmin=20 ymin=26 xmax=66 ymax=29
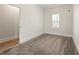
xmin=52 ymin=14 xmax=60 ymax=28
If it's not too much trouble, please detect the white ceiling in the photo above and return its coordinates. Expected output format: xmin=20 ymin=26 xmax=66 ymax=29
xmin=37 ymin=4 xmax=65 ymax=9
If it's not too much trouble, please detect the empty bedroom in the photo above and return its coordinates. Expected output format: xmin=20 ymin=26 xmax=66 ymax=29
xmin=0 ymin=4 xmax=79 ymax=55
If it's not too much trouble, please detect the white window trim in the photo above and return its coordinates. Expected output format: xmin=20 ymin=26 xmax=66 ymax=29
xmin=52 ymin=14 xmax=60 ymax=28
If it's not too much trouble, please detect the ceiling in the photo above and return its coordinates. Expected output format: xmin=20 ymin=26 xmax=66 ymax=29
xmin=37 ymin=4 xmax=65 ymax=9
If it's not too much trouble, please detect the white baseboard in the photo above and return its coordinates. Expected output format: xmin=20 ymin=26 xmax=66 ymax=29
xmin=20 ymin=33 xmax=43 ymax=44
xmin=0 ymin=35 xmax=18 ymax=43
xmin=20 ymin=32 xmax=72 ymax=44
xmin=44 ymin=32 xmax=72 ymax=37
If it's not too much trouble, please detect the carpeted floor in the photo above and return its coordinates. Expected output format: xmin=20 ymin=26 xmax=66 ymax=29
xmin=0 ymin=34 xmax=78 ymax=55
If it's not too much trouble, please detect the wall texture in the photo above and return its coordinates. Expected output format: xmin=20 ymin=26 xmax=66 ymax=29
xmin=0 ymin=5 xmax=19 ymax=43
xmin=12 ymin=4 xmax=44 ymax=43
xmin=73 ymin=5 xmax=79 ymax=53
xmin=44 ymin=5 xmax=73 ymax=37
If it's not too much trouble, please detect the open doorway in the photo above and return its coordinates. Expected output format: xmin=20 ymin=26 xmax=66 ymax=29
xmin=0 ymin=5 xmax=20 ymax=53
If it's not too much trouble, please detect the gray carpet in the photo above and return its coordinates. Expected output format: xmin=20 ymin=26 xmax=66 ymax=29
xmin=0 ymin=34 xmax=78 ymax=55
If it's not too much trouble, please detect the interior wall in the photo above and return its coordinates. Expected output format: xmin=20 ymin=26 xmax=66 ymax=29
xmin=12 ymin=4 xmax=44 ymax=43
xmin=44 ymin=5 xmax=73 ymax=37
xmin=0 ymin=5 xmax=19 ymax=43
xmin=12 ymin=4 xmax=74 ymax=44
xmin=73 ymin=4 xmax=79 ymax=53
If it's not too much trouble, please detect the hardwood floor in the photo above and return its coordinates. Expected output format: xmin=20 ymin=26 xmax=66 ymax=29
xmin=0 ymin=34 xmax=78 ymax=55
xmin=0 ymin=38 xmax=19 ymax=53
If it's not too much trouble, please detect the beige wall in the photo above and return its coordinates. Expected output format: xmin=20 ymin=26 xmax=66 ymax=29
xmin=12 ymin=4 xmax=44 ymax=43
xmin=0 ymin=5 xmax=19 ymax=43
xmin=73 ymin=4 xmax=79 ymax=53
xmin=44 ymin=5 xmax=73 ymax=37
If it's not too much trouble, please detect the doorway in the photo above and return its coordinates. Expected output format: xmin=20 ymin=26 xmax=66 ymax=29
xmin=0 ymin=5 xmax=20 ymax=53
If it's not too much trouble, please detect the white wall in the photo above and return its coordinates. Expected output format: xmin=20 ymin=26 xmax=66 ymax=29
xmin=12 ymin=4 xmax=44 ymax=43
xmin=12 ymin=4 xmax=73 ymax=43
xmin=44 ymin=5 xmax=73 ymax=37
xmin=0 ymin=5 xmax=19 ymax=43
xmin=73 ymin=5 xmax=79 ymax=53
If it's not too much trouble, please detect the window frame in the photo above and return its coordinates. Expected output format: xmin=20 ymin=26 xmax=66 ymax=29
xmin=52 ymin=14 xmax=60 ymax=28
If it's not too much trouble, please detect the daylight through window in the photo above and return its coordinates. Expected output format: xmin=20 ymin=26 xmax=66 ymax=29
xmin=52 ymin=14 xmax=60 ymax=28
